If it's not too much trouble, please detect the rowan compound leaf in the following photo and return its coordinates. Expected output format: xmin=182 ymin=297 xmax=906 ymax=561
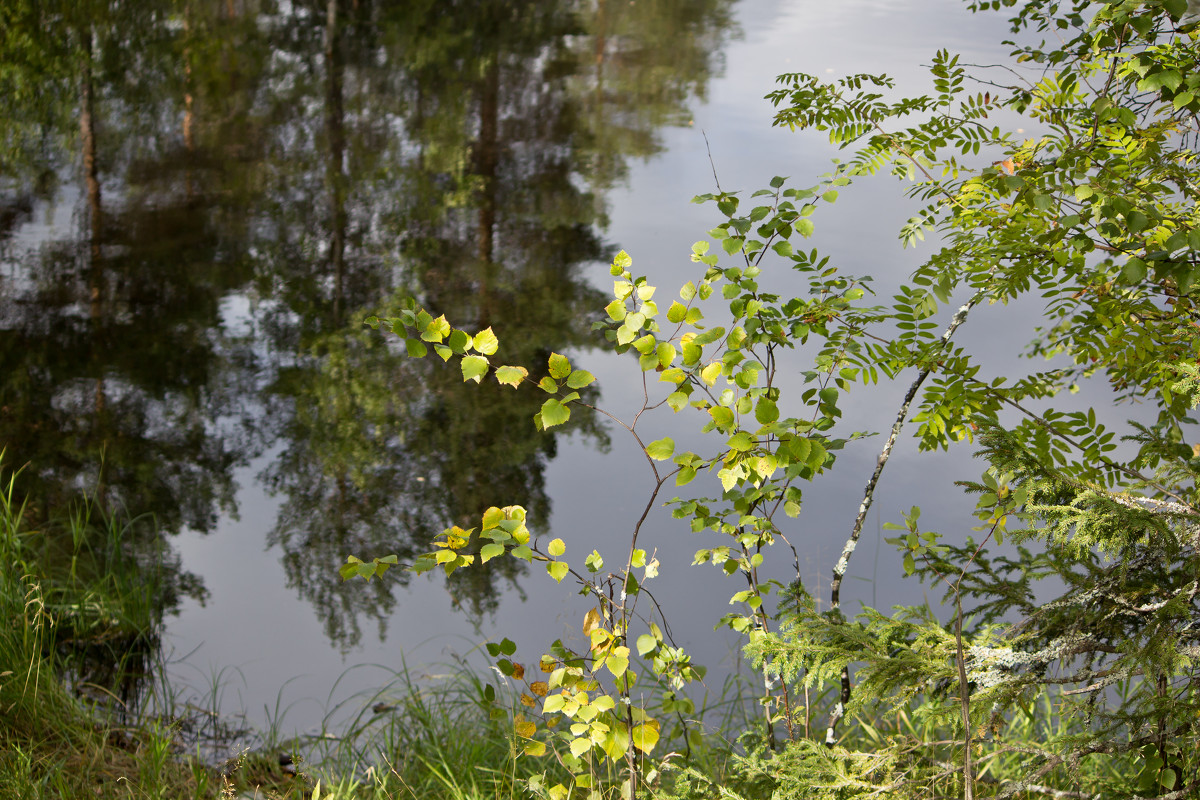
xmin=473 ymin=327 xmax=499 ymax=355
xmin=495 ymin=365 xmax=528 ymax=388
xmin=566 ymin=369 xmax=595 ymax=389
xmin=548 ymin=352 xmax=571 ymax=379
xmin=547 ymin=561 xmax=569 ymax=582
xmin=548 ymin=538 xmax=566 ymax=557
xmin=540 ymin=398 xmax=571 ymax=429
xmin=461 ymin=355 xmax=489 ymax=383
xmin=646 ymin=437 xmax=675 ymax=460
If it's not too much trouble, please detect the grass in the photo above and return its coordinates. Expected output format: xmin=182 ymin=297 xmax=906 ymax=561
xmin=0 ymin=461 xmax=762 ymax=799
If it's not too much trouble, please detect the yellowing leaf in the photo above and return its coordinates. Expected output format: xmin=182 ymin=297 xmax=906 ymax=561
xmin=606 ymin=654 xmax=628 ymax=678
xmin=530 ymin=681 xmax=549 ymax=697
xmin=631 ymin=721 xmax=660 ymax=753
xmin=547 ymin=561 xmax=569 ymax=582
xmin=480 ymin=543 xmax=505 ymax=563
xmin=461 ymin=355 xmax=489 ymax=383
xmin=582 ymin=607 xmax=602 ymax=636
xmin=700 ymin=362 xmax=722 ymax=386
xmin=523 ymin=740 xmax=547 ymax=757
xmin=520 ymin=693 xmax=537 ymax=708
xmin=548 ymin=352 xmax=571 ymax=379
xmin=514 ymin=719 xmax=537 ymax=738
xmin=548 ymin=538 xmax=566 ymax=557
xmin=495 ymin=365 xmax=528 ymax=388
xmin=569 ymin=737 xmax=592 ymax=758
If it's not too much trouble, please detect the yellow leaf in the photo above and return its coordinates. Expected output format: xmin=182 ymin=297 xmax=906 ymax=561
xmin=514 ymin=718 xmax=537 ymax=738
xmin=548 ymin=538 xmax=566 ymax=557
xmin=700 ymin=362 xmax=722 ymax=386
xmin=582 ymin=608 xmax=602 ymax=636
xmin=523 ymin=741 xmax=547 ymax=757
xmin=520 ymin=693 xmax=537 ymax=708
xmin=632 ymin=720 xmax=660 ymax=753
xmin=530 ymin=681 xmax=549 ymax=697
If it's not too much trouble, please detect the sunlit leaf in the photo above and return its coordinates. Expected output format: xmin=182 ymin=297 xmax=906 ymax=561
xmin=566 ymin=369 xmax=595 ymax=389
xmin=631 ymin=722 xmax=660 ymax=754
xmin=495 ymin=365 xmax=528 ymax=388
xmin=547 ymin=561 xmax=569 ymax=583
xmin=480 ymin=543 xmax=505 ymax=563
xmin=548 ymin=352 xmax=571 ymax=379
xmin=473 ymin=327 xmax=499 ymax=355
xmin=646 ymin=438 xmax=675 ymax=460
xmin=461 ymin=355 xmax=489 ymax=383
xmin=540 ymin=398 xmax=571 ymax=429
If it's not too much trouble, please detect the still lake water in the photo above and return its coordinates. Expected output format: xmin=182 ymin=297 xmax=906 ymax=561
xmin=1 ymin=0 xmax=1052 ymax=738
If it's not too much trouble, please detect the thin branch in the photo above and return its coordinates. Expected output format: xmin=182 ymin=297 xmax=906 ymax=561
xmin=825 ymin=289 xmax=983 ymax=745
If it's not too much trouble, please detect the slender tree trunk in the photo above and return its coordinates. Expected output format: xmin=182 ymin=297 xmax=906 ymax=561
xmin=325 ymin=0 xmax=347 ymax=325
xmin=81 ymin=25 xmax=107 ymax=505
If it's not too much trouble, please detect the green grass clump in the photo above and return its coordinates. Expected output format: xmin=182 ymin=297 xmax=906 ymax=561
xmin=0 ymin=461 xmax=751 ymax=799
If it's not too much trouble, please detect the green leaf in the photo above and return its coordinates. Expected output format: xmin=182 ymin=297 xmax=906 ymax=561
xmin=548 ymin=353 xmax=571 ymax=379
xmin=539 ymin=376 xmax=559 ymax=393
xmin=495 ymin=365 xmax=528 ymax=388
xmin=548 ymin=538 xmax=566 ymax=557
xmin=405 ymin=338 xmax=429 ymax=358
xmin=657 ymin=342 xmax=677 ymax=368
xmin=566 ymin=369 xmax=595 ymax=389
xmin=540 ymin=398 xmax=571 ymax=429
xmin=473 ymin=327 xmax=499 ymax=355
xmin=667 ymin=301 xmax=688 ymax=323
xmin=646 ymin=438 xmax=675 ymax=460
xmin=636 ymin=634 xmax=658 ymax=657
xmin=480 ymin=543 xmax=506 ymax=563
xmin=461 ymin=355 xmax=489 ymax=383
xmin=547 ymin=561 xmax=569 ymax=583
xmin=754 ymin=396 xmax=779 ymax=424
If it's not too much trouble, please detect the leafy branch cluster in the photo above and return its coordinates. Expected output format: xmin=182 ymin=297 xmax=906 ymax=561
xmin=344 ymin=0 xmax=1200 ymax=797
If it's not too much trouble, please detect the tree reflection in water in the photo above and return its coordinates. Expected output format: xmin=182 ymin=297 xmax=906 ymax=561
xmin=0 ymin=0 xmax=738 ymax=657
